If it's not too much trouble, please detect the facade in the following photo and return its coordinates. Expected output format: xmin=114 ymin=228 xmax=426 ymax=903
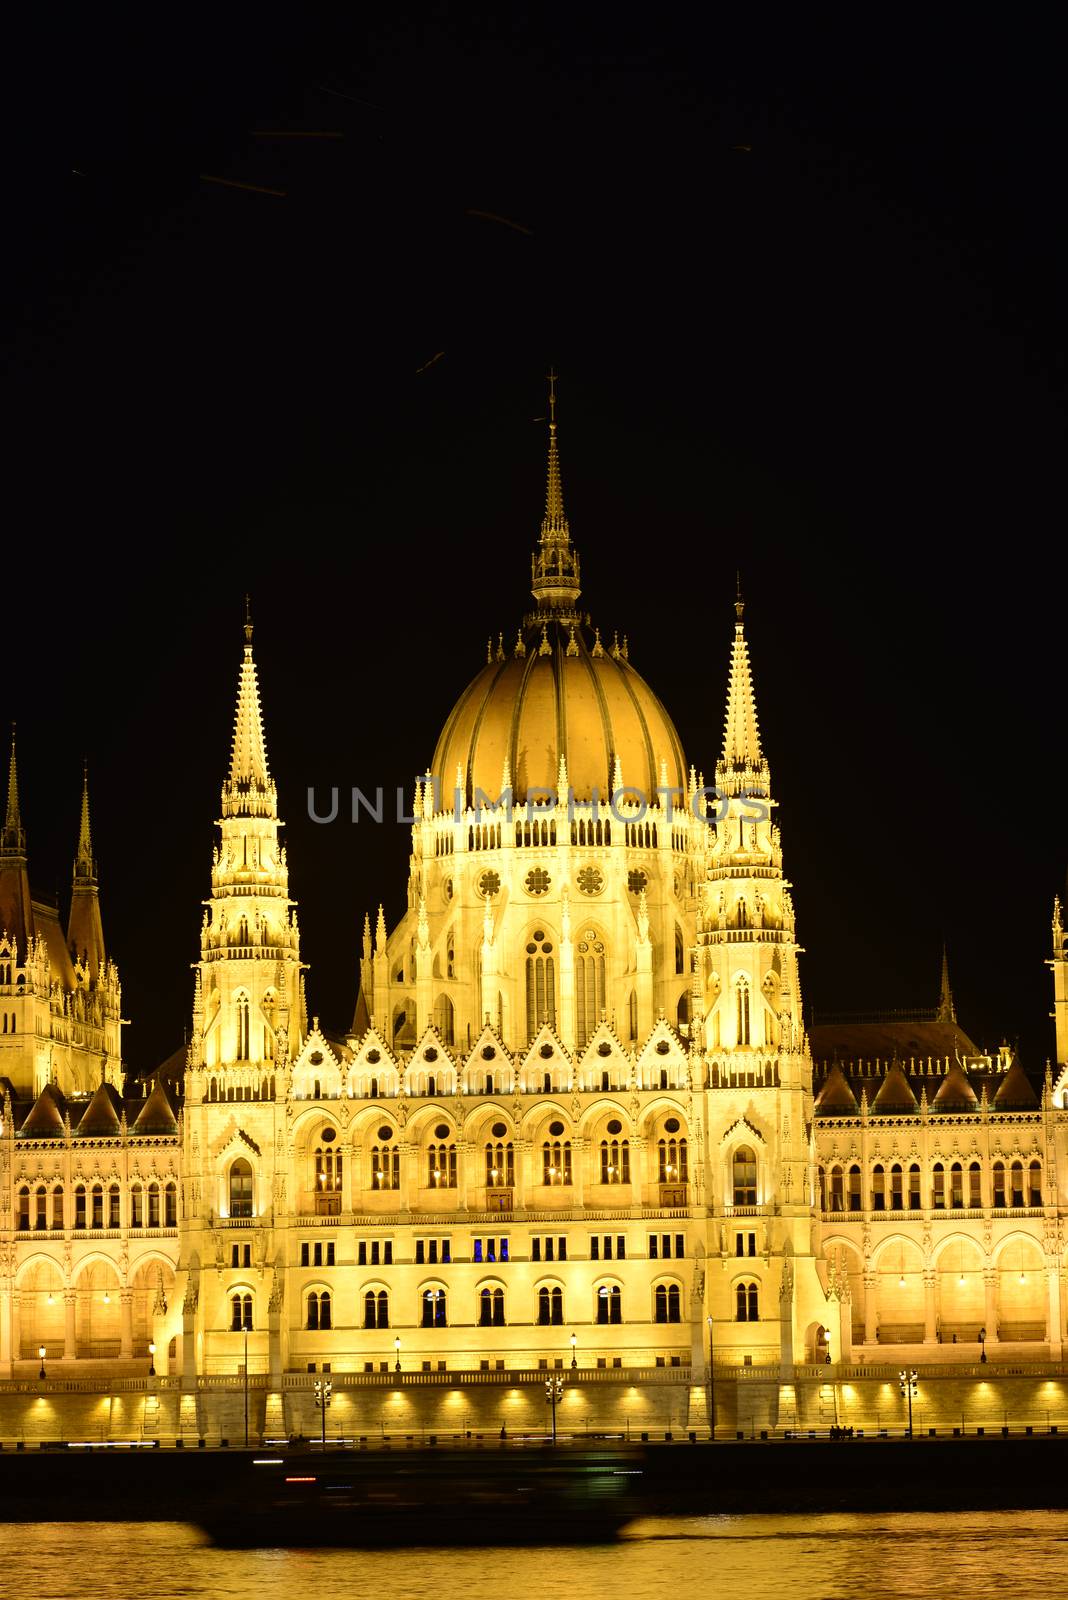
xmin=2 ymin=407 xmax=1068 ymax=1437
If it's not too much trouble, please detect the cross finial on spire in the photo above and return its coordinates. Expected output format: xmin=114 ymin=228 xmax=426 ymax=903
xmin=735 ymin=571 xmax=744 ymax=622
xmin=244 ymin=594 xmax=253 ymax=648
xmin=547 ymin=366 xmax=557 ymax=423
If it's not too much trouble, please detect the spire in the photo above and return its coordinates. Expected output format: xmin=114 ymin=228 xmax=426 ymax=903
xmin=716 ymin=595 xmax=770 ymax=797
xmin=68 ymin=759 xmax=106 ymax=977
xmin=222 ymin=613 xmax=277 ymax=818
xmin=74 ymin=762 xmax=95 ymax=883
xmin=937 ymin=944 xmax=957 ymax=1025
xmin=531 ymin=370 xmax=581 ymax=610
xmin=1 ymin=725 xmax=24 ymax=855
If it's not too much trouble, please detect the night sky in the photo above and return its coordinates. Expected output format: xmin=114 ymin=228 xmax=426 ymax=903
xmin=2 ymin=12 xmax=1064 ymax=1078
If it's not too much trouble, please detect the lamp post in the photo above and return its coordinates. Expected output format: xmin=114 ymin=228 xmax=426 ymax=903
xmin=706 ymin=1314 xmax=715 ymax=1441
xmin=979 ymin=1327 xmax=987 ymax=1364
xmin=570 ymin=1331 xmax=577 ymax=1369
xmin=148 ymin=1341 xmax=156 ymax=1378
xmin=243 ymin=1326 xmax=249 ymax=1447
xmin=314 ymin=1375 xmax=332 ymax=1451
xmin=38 ymin=1344 xmax=46 ymax=1381
xmin=394 ymin=1335 xmax=401 ymax=1373
xmin=899 ymin=1368 xmax=917 ymax=1436
xmin=545 ymin=1373 xmax=564 ymax=1445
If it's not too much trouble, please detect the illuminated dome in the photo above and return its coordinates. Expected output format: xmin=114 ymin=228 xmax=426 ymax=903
xmin=432 ymin=390 xmax=687 ymax=806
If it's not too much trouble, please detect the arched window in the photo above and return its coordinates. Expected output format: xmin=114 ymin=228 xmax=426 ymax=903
xmin=674 ymin=927 xmax=685 ymax=975
xmin=479 ymin=1287 xmax=505 ymax=1326
xmin=1010 ymin=1160 xmax=1024 ymax=1208
xmin=628 ymin=989 xmax=637 ymax=1041
xmin=230 ymin=1292 xmax=253 ymax=1331
xmin=525 ymin=930 xmax=556 ymax=1042
xmin=108 ymin=1184 xmax=121 ymax=1229
xmin=732 ymin=1146 xmax=757 ymax=1206
xmin=890 ymin=1164 xmax=903 ymax=1210
xmin=931 ymin=1163 xmax=945 ymax=1209
xmin=658 ymin=1137 xmax=688 ymax=1184
xmin=1028 ymin=1160 xmax=1042 ymax=1207
xmin=817 ymin=1166 xmax=826 ymax=1209
xmin=229 ymin=1158 xmax=254 ymax=1219
xmin=575 ymin=933 xmax=606 ymax=1052
xmin=164 ymin=1182 xmax=178 ymax=1227
xmin=871 ymin=1164 xmax=885 ymax=1211
xmin=307 ymin=1290 xmax=332 ymax=1331
xmin=485 ymin=1141 xmax=514 ymax=1187
xmin=130 ymin=1183 xmax=142 ymax=1228
xmin=427 ymin=1142 xmax=457 ymax=1188
xmin=969 ymin=1161 xmax=982 ymax=1205
xmin=236 ymin=992 xmax=250 ymax=1061
xmin=542 ymin=1140 xmax=572 ymax=1185
xmin=147 ymin=1182 xmax=160 ymax=1228
xmin=908 ymin=1164 xmax=921 ymax=1209
xmin=421 ymin=1288 xmax=447 ymax=1328
xmin=950 ymin=1162 xmax=964 ymax=1208
xmin=847 ymin=1164 xmax=862 ymax=1212
xmin=654 ymin=1284 xmax=681 ymax=1323
xmin=736 ymin=1281 xmax=759 ymax=1322
xmin=434 ymin=993 xmax=455 ymax=1047
xmin=600 ymin=1139 xmax=631 ymax=1184
xmin=52 ymin=1185 xmax=64 ymax=1230
xmin=315 ymin=1143 xmax=343 ymax=1193
xmin=371 ymin=1143 xmax=400 ymax=1191
xmin=992 ymin=1161 xmax=1006 ymax=1208
xmin=364 ymin=1290 xmax=389 ymax=1329
xmin=596 ymin=1285 xmax=622 ymax=1325
xmin=35 ymin=1185 xmax=47 ymax=1230
xmin=736 ymin=979 xmax=751 ymax=1046
xmin=17 ymin=1186 xmax=29 ymax=1230
xmin=91 ymin=1184 xmax=104 ymax=1229
xmin=537 ymin=1286 xmax=564 ymax=1325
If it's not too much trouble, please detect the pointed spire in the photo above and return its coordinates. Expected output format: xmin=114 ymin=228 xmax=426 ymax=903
xmin=362 ymin=913 xmax=372 ymax=961
xmin=531 ymin=370 xmax=581 ymax=610
xmin=73 ymin=761 xmax=95 ymax=883
xmin=222 ymin=614 xmax=276 ymax=818
xmin=1 ymin=725 xmax=24 ymax=854
xmin=937 ymin=944 xmax=957 ymax=1024
xmin=716 ymin=597 xmax=770 ymax=797
xmin=375 ymin=903 xmax=387 ymax=952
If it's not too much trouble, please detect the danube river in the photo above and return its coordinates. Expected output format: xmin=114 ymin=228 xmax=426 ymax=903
xmin=1 ymin=1512 xmax=1062 ymax=1599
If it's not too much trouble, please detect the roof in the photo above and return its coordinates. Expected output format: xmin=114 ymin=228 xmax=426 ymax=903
xmin=811 ymin=1017 xmax=983 ymax=1066
xmin=993 ymin=1056 xmax=1039 ymax=1109
xmin=814 ymin=1062 xmax=859 ymax=1113
xmin=19 ymin=1083 xmax=67 ymax=1137
xmin=870 ymin=1062 xmax=919 ymax=1113
xmin=131 ymin=1079 xmax=179 ymax=1135
xmin=75 ymin=1081 xmax=123 ymax=1136
xmin=932 ymin=1059 xmax=979 ymax=1110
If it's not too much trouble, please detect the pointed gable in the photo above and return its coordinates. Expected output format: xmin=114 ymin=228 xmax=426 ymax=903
xmin=462 ymin=1023 xmax=513 ymax=1091
xmin=131 ymin=1079 xmax=178 ymax=1135
xmin=576 ymin=1019 xmax=631 ymax=1087
xmin=815 ymin=1062 xmax=859 ymax=1114
xmin=76 ymin=1080 xmax=123 ymax=1136
xmin=871 ymin=1061 xmax=918 ymax=1114
xmin=993 ymin=1056 xmax=1039 ymax=1110
xmin=19 ymin=1083 xmax=66 ymax=1138
xmin=933 ymin=1060 xmax=979 ymax=1110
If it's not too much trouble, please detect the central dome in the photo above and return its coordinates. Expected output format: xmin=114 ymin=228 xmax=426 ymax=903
xmin=433 ymin=617 xmax=688 ymax=806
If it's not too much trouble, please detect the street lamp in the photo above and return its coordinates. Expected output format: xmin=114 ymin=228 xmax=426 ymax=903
xmin=38 ymin=1344 xmax=46 ymax=1381
xmin=394 ymin=1335 xmax=402 ymax=1373
xmin=570 ymin=1331 xmax=577 ymax=1369
xmin=148 ymin=1341 xmax=156 ymax=1377
xmin=545 ymin=1373 xmax=564 ymax=1445
xmin=899 ymin=1368 xmax=918 ymax=1436
xmin=706 ymin=1314 xmax=716 ymax=1441
xmin=979 ymin=1327 xmax=987 ymax=1364
xmin=314 ymin=1375 xmax=332 ymax=1451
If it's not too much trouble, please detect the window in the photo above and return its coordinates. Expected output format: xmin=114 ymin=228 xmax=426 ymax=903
xmin=427 ymin=1142 xmax=457 ymax=1188
xmin=654 ymin=1284 xmax=681 ymax=1323
xmin=735 ymin=1281 xmax=759 ymax=1322
xmin=129 ymin=1184 xmax=141 ymax=1228
xmin=950 ymin=1163 xmax=964 ymax=1209
xmin=233 ymin=1244 xmax=251 ymax=1267
xmin=148 ymin=1182 xmax=160 ymax=1228
xmin=732 ymin=1146 xmax=757 ymax=1206
xmin=1010 ymin=1161 xmax=1024 ymax=1208
xmin=735 ymin=1231 xmax=757 ymax=1258
xmin=371 ymin=1144 xmax=400 ymax=1191
xmin=315 ymin=1144 xmax=343 ymax=1193
xmin=485 ymin=1141 xmax=514 ymax=1187
xmin=17 ymin=1186 xmax=29 ymax=1230
xmin=531 ymin=1236 xmax=566 ymax=1262
xmin=91 ymin=1184 xmax=104 ymax=1229
xmin=364 ymin=1290 xmax=389 ymax=1328
xmin=596 ymin=1285 xmax=622 ymax=1325
xmin=969 ymin=1162 xmax=982 ymax=1206
xmin=890 ymin=1165 xmax=903 ymax=1211
xmin=108 ymin=1184 xmax=121 ymax=1229
xmin=648 ymin=1234 xmax=686 ymax=1259
xmin=993 ymin=1162 xmax=1006 ymax=1208
xmin=591 ymin=1235 xmax=626 ymax=1261
xmin=908 ymin=1164 xmax=921 ymax=1210
xmin=473 ymin=1237 xmax=509 ymax=1263
xmin=599 ymin=1139 xmax=630 ymax=1184
xmin=236 ymin=992 xmax=250 ymax=1060
xmin=871 ymin=1165 xmax=885 ymax=1211
xmin=736 ymin=979 xmax=751 ymax=1046
xmin=415 ymin=1238 xmax=451 ymax=1265
xmin=537 ymin=1286 xmax=564 ymax=1325
xmin=658 ymin=1137 xmax=688 ymax=1184
xmin=35 ymin=1186 xmax=47 ymax=1230
xmin=164 ymin=1182 xmax=178 ymax=1227
xmin=1029 ymin=1160 xmax=1042 ymax=1207
xmin=307 ymin=1290 xmax=332 ymax=1330
xmin=52 ymin=1185 xmax=63 ymax=1230
xmin=828 ymin=1167 xmax=843 ymax=1212
xmin=357 ymin=1240 xmax=391 ymax=1265
xmin=575 ymin=934 xmax=606 ymax=1052
xmin=525 ymin=930 xmax=556 ymax=1042
xmin=75 ymin=1185 xmax=87 ymax=1228
xmin=421 ymin=1288 xmax=447 ymax=1328
xmin=229 ymin=1159 xmax=254 ymax=1218
xmin=542 ymin=1140 xmax=572 ymax=1185
xmin=479 ymin=1287 xmax=505 ymax=1326
xmin=847 ymin=1165 xmax=862 ymax=1212
xmin=932 ymin=1163 xmax=945 ymax=1209
xmin=230 ymin=1292 xmax=253 ymax=1332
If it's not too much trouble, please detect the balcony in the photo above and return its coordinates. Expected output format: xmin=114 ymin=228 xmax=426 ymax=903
xmin=484 ymin=1188 xmax=514 ymax=1214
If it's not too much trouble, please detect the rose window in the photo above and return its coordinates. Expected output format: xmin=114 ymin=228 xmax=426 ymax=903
xmin=577 ymin=866 xmax=604 ymax=896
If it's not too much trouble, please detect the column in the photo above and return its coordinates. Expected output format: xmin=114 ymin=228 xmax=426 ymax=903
xmin=64 ymin=1289 xmax=77 ymax=1361
xmin=571 ymin=1137 xmax=585 ymax=1207
xmin=9 ymin=1290 xmax=21 ymax=1369
xmin=923 ymin=1271 xmax=938 ymax=1345
xmin=984 ymin=1268 xmax=999 ymax=1345
xmin=515 ymin=1139 xmax=532 ymax=1211
xmin=120 ymin=1289 xmax=134 ymax=1359
xmin=457 ymin=1140 xmax=472 ymax=1211
xmin=864 ymin=1275 xmax=878 ymax=1345
xmin=1046 ymin=1261 xmax=1062 ymax=1360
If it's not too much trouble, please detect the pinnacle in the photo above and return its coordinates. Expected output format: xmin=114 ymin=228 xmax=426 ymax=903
xmin=222 ymin=633 xmax=276 ymax=817
xmin=1 ymin=724 xmax=25 ymax=854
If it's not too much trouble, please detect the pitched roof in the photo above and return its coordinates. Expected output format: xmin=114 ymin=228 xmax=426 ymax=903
xmin=933 ymin=1059 xmax=979 ymax=1109
xmin=993 ymin=1056 xmax=1039 ymax=1109
xmin=131 ymin=1079 xmax=178 ymax=1135
xmin=871 ymin=1062 xmax=919 ymax=1113
xmin=75 ymin=1081 xmax=123 ymax=1136
xmin=814 ymin=1062 xmax=859 ymax=1114
xmin=20 ymin=1083 xmax=67 ymax=1137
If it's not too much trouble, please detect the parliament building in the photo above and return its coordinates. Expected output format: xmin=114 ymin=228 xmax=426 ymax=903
xmin=2 ymin=405 xmax=1067 ymax=1440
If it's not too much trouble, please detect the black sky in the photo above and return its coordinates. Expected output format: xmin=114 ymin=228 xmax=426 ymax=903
xmin=2 ymin=9 xmax=1065 ymax=1077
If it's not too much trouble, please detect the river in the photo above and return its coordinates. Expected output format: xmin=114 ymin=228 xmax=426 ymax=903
xmin=2 ymin=1511 xmax=1061 ymax=1599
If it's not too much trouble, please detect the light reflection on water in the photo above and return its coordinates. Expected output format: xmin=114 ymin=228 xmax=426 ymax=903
xmin=2 ymin=1513 xmax=1064 ymax=1600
